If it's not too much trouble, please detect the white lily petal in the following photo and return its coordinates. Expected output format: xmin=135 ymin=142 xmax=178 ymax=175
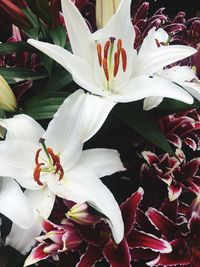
xmin=110 ymin=75 xmax=194 ymax=104
xmin=139 ymin=28 xmax=169 ymax=55
xmin=27 ymin=39 xmax=104 ymax=96
xmin=0 ymin=177 xmax=34 ymax=228
xmin=0 ymin=114 xmax=44 ymax=143
xmin=182 ymin=82 xmax=200 ymax=101
xmin=79 ymin=93 xmax=116 ymax=143
xmin=135 ymin=45 xmax=197 ymax=76
xmin=160 ymin=66 xmax=200 ymax=101
xmin=47 ymin=167 xmax=124 ymax=244
xmin=44 ymin=90 xmax=115 ymax=169
xmin=160 ymin=65 xmax=197 ymax=82
xmin=61 ymin=0 xmax=92 ymax=62
xmin=143 ymin=96 xmax=164 ymax=110
xmin=93 ymin=0 xmax=134 ymax=54
xmin=44 ymin=90 xmax=85 ymax=168
xmin=77 ymin=148 xmax=125 ymax=177
xmin=6 ymin=188 xmax=55 ymax=254
xmin=0 ymin=140 xmax=40 ymax=189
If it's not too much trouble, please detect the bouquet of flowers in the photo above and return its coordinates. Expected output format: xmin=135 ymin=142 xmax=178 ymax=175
xmin=0 ymin=0 xmax=199 ymax=266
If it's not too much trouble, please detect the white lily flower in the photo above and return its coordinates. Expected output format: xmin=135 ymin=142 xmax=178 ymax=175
xmin=0 ymin=89 xmax=124 ymax=254
xmin=0 ymin=177 xmax=34 ymax=229
xmin=143 ymin=28 xmax=200 ymax=110
xmin=28 ymin=0 xmax=196 ymax=110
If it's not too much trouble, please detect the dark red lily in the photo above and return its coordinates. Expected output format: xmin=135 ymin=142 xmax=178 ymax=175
xmin=77 ymin=188 xmax=171 ymax=267
xmin=24 ymin=218 xmax=83 ymax=266
xmin=142 ymin=150 xmax=200 ymax=201
xmin=145 ymin=200 xmax=200 ymax=267
xmin=159 ymin=109 xmax=200 ymax=151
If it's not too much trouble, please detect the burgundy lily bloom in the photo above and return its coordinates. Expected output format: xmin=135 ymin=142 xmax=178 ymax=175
xmin=159 ymin=109 xmax=200 ymax=151
xmin=142 ymin=150 xmax=200 ymax=201
xmin=77 ymin=188 xmax=171 ymax=267
xmin=145 ymin=200 xmax=200 ymax=267
xmin=24 ymin=218 xmax=83 ymax=266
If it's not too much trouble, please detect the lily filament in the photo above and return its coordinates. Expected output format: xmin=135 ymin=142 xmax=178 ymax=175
xmin=96 ymin=38 xmax=127 ymax=90
xmin=34 ymin=139 xmax=64 ymax=186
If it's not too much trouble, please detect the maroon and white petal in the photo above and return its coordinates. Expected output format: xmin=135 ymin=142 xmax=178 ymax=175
xmin=168 ymin=181 xmax=182 ymax=201
xmin=127 ymin=230 xmax=171 ymax=253
xmin=43 ymin=243 xmax=61 ymax=254
xmin=147 ymin=239 xmax=191 ymax=266
xmin=168 ymin=133 xmax=182 ymax=148
xmin=181 ymin=158 xmax=200 ymax=178
xmin=76 ymin=245 xmax=103 ymax=267
xmin=120 ymin=187 xmax=144 ymax=237
xmin=24 ymin=244 xmax=49 ymax=266
xmin=146 ymin=208 xmax=178 ymax=241
xmin=184 ymin=137 xmax=197 ymax=150
xmin=142 ymin=151 xmax=159 ymax=165
xmin=42 ymin=219 xmax=62 ymax=233
xmin=62 ymin=230 xmax=83 ymax=250
xmin=103 ymin=238 xmax=131 ymax=267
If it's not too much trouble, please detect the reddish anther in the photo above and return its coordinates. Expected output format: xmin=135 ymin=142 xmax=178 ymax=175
xmin=117 ymin=39 xmax=122 ymax=52
xmin=97 ymin=44 xmax=102 ymax=66
xmin=104 ymin=40 xmax=111 ymax=60
xmin=113 ymin=51 xmax=120 ymax=77
xmin=103 ymin=58 xmax=109 ymax=81
xmin=121 ymin=48 xmax=127 ymax=72
xmin=35 ymin=148 xmax=42 ymax=165
xmin=33 ymin=163 xmax=44 ymax=186
xmin=47 ymin=147 xmax=57 ymax=165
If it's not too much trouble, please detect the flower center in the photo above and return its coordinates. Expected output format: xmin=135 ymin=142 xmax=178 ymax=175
xmin=96 ymin=37 xmax=127 ymax=90
xmin=33 ymin=138 xmax=64 ymax=186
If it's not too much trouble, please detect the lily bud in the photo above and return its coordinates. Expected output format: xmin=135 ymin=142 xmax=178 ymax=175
xmin=0 ymin=0 xmax=32 ymax=29
xmin=0 ymin=75 xmax=17 ymax=112
xmin=67 ymin=202 xmax=100 ymax=225
xmin=96 ymin=0 xmax=120 ymax=29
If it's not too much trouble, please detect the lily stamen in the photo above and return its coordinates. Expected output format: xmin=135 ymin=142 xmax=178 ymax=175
xmin=97 ymin=44 xmax=102 ymax=66
xmin=96 ymin=37 xmax=128 ymax=88
xmin=121 ymin=48 xmax=127 ymax=72
xmin=104 ymin=40 xmax=111 ymax=60
xmin=103 ymin=58 xmax=109 ymax=81
xmin=114 ymin=51 xmax=120 ymax=77
xmin=33 ymin=139 xmax=65 ymax=186
xmin=33 ymin=163 xmax=44 ymax=186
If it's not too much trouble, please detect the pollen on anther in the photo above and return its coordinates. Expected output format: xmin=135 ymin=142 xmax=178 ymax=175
xmin=35 ymin=148 xmax=42 ymax=165
xmin=121 ymin=48 xmax=127 ymax=72
xmin=117 ymin=39 xmax=122 ymax=52
xmin=104 ymin=40 xmax=111 ymax=60
xmin=114 ymin=51 xmax=120 ymax=77
xmin=33 ymin=163 xmax=44 ymax=186
xmin=103 ymin=58 xmax=109 ymax=81
xmin=96 ymin=44 xmax=102 ymax=66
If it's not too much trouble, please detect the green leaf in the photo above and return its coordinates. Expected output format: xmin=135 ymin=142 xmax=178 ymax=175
xmin=0 ymin=42 xmax=33 ymax=55
xmin=39 ymin=52 xmax=53 ymax=77
xmin=27 ymin=0 xmax=51 ymax=24
xmin=0 ymin=68 xmax=47 ymax=84
xmin=159 ymin=98 xmax=200 ymax=111
xmin=49 ymin=25 xmax=67 ymax=47
xmin=22 ymin=8 xmax=41 ymax=38
xmin=43 ymin=68 xmax=73 ymax=91
xmin=24 ymin=92 xmax=70 ymax=119
xmin=115 ymin=103 xmax=174 ymax=155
